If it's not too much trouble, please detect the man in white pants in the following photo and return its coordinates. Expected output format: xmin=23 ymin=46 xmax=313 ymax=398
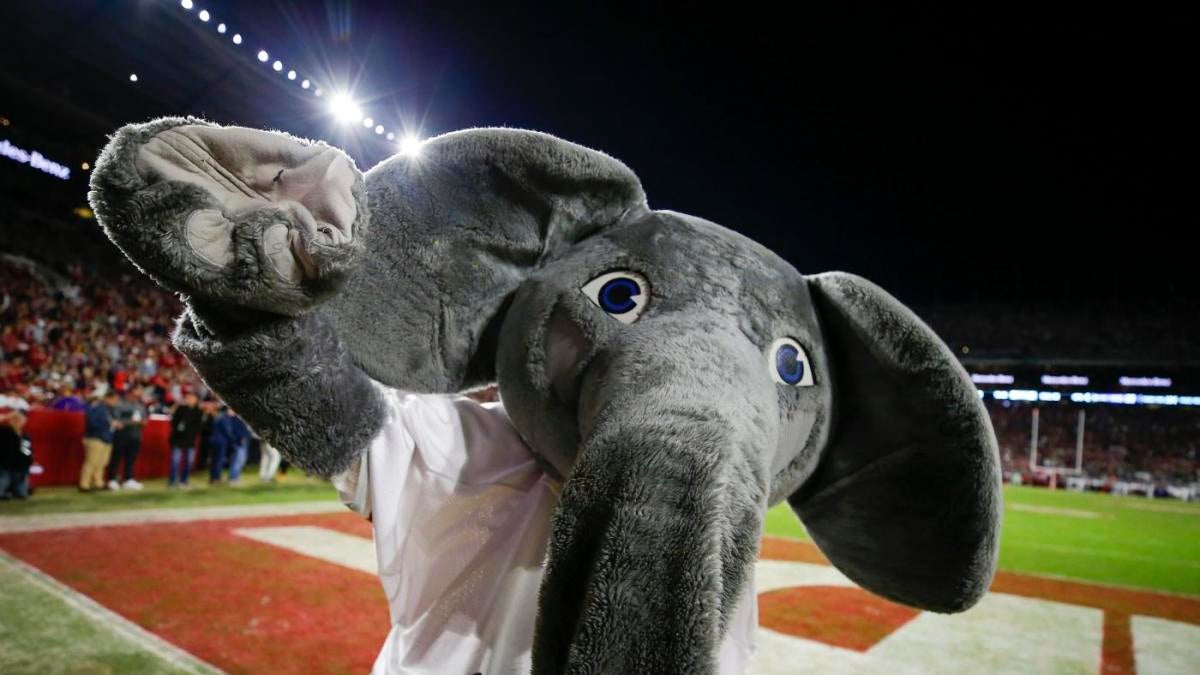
xmin=258 ymin=438 xmax=281 ymax=483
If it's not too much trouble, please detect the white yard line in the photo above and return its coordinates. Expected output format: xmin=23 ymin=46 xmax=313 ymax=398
xmin=0 ymin=551 xmax=224 ymax=675
xmin=0 ymin=500 xmax=346 ymax=534
xmin=1118 ymin=502 xmax=1200 ymax=515
xmin=1007 ymin=503 xmax=1105 ymax=519
xmin=1005 ymin=540 xmax=1200 ymax=569
xmin=234 ymin=526 xmax=378 ymax=574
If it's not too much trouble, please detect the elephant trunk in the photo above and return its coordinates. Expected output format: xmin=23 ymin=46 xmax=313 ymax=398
xmin=531 ymin=324 xmax=775 ymax=674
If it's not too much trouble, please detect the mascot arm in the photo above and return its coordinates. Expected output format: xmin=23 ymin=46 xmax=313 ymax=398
xmin=172 ymin=306 xmax=386 ymax=479
xmin=88 ymin=117 xmax=382 ymax=477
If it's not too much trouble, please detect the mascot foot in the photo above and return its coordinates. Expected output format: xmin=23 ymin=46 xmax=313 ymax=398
xmin=89 ymin=117 xmax=368 ymax=316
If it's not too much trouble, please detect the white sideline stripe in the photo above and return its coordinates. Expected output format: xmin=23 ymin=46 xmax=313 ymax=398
xmin=234 ymin=526 xmax=377 ymax=574
xmin=1005 ymin=540 xmax=1200 ymax=569
xmin=1008 ymin=503 xmax=1104 ymax=519
xmin=0 ymin=551 xmax=223 ymax=675
xmin=1120 ymin=502 xmax=1200 ymax=516
xmin=0 ymin=500 xmax=347 ymax=534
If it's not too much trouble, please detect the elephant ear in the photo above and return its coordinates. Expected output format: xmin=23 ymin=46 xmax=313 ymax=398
xmin=325 ymin=129 xmax=648 ymax=393
xmin=789 ymin=272 xmax=1001 ymax=613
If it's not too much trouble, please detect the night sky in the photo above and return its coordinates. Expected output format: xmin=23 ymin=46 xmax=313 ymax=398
xmin=2 ymin=2 xmax=1193 ymax=305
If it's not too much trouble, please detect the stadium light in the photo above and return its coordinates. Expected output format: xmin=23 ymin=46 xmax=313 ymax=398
xmin=399 ymin=134 xmax=423 ymax=157
xmin=166 ymin=2 xmax=406 ymax=154
xmin=330 ymin=95 xmax=362 ymax=124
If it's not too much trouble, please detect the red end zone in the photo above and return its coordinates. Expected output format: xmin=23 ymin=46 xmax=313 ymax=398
xmin=0 ymin=513 xmax=386 ymax=674
xmin=2 ymin=515 xmax=1198 ymax=674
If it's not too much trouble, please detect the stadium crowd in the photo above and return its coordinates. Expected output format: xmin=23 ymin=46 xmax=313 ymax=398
xmin=1 ymin=258 xmax=207 ymax=410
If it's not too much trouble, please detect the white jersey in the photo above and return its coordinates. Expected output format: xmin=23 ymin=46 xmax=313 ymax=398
xmin=333 ymin=384 xmax=757 ymax=675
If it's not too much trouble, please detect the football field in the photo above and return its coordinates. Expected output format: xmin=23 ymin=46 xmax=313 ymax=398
xmin=1 ymin=482 xmax=1197 ymax=674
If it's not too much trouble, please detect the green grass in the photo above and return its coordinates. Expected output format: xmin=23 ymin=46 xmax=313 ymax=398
xmin=0 ymin=471 xmax=338 ymax=517
xmin=764 ymin=485 xmax=1200 ymax=596
xmin=6 ymin=475 xmax=1199 ymax=596
xmin=0 ymin=556 xmax=193 ymax=674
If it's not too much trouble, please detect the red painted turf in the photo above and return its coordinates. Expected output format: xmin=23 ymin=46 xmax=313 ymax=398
xmin=757 ymin=585 xmax=920 ymax=652
xmin=0 ymin=512 xmax=387 ymax=674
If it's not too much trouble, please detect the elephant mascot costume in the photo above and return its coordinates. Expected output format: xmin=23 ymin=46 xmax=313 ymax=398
xmin=89 ymin=118 xmax=1001 ymax=674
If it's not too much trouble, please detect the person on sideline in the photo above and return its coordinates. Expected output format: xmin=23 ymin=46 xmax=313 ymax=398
xmin=197 ymin=402 xmax=217 ymax=472
xmin=257 ymin=434 xmax=281 ymax=484
xmin=0 ymin=409 xmax=33 ymax=499
xmin=80 ymin=390 xmax=117 ymax=491
xmin=226 ymin=412 xmax=251 ymax=485
xmin=106 ymin=387 xmax=147 ymax=491
xmin=209 ymin=407 xmax=250 ymax=485
xmin=168 ymin=391 xmax=204 ymax=488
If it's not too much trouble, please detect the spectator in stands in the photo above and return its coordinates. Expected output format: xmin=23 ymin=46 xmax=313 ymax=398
xmin=168 ymin=391 xmax=203 ymax=488
xmin=0 ymin=408 xmax=33 ymax=499
xmin=80 ymin=389 xmax=117 ymax=492
xmin=1 ymin=259 xmax=205 ymax=413
xmin=106 ymin=386 xmax=146 ymax=491
xmin=138 ymin=350 xmax=157 ymax=380
xmin=50 ymin=384 xmax=85 ymax=412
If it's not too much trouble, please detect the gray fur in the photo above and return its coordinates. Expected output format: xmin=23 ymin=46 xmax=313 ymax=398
xmin=326 ymin=127 xmax=648 ymax=393
xmin=175 ymin=306 xmax=385 ymax=478
xmin=89 ymin=118 xmax=1001 ymax=673
xmin=789 ymin=272 xmax=1002 ymax=612
xmin=88 ymin=117 xmax=369 ymax=319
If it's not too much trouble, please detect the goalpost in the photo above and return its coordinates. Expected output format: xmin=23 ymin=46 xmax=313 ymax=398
xmin=1028 ymin=407 xmax=1086 ymax=489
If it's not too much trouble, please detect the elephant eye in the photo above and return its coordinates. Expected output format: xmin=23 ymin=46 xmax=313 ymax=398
xmin=581 ymin=271 xmax=650 ymax=324
xmin=768 ymin=337 xmax=814 ymax=386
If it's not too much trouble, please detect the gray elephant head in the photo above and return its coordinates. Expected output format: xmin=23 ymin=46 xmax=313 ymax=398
xmin=89 ymin=120 xmax=1001 ymax=674
xmin=331 ymin=129 xmax=1002 ymax=672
